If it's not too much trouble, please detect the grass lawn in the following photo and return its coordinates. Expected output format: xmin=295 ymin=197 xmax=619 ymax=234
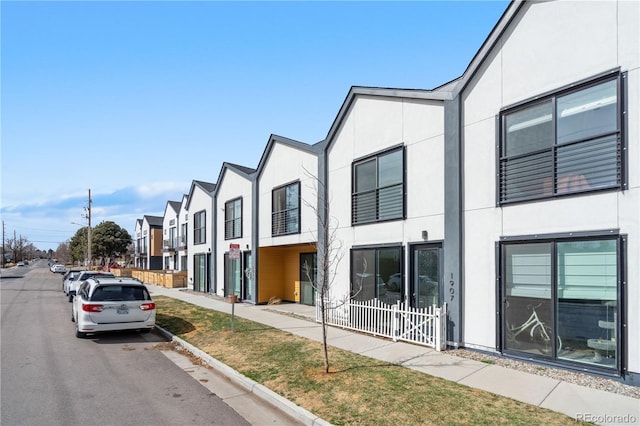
xmin=154 ymin=296 xmax=584 ymax=425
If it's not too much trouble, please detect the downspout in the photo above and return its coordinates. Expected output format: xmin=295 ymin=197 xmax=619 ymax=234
xmin=443 ymin=95 xmax=464 ymax=347
xmin=251 ymin=174 xmax=259 ymax=304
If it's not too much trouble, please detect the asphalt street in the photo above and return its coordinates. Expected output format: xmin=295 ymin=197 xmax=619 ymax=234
xmin=0 ymin=262 xmax=298 ymax=426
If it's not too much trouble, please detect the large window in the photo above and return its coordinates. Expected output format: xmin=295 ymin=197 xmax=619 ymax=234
xmin=193 ymin=210 xmax=206 ymax=245
xmin=501 ymin=235 xmax=622 ymax=372
xmin=352 ymin=148 xmax=405 ymax=224
xmin=351 ymin=246 xmax=403 ymax=305
xmin=225 ymin=198 xmax=242 ymax=240
xmin=272 ymin=182 xmax=300 ymax=236
xmin=499 ymin=73 xmax=625 ymax=204
xmin=193 ymin=253 xmax=207 ymax=293
xmin=179 ymin=223 xmax=187 ymax=247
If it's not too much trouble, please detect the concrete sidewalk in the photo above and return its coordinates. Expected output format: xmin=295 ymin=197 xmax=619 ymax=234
xmin=147 ymin=285 xmax=639 ymax=426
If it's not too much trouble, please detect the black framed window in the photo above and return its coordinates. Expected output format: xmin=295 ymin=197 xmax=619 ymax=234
xmin=224 ymin=198 xmax=242 ymax=240
xmin=272 ymin=182 xmax=300 ymax=236
xmin=500 ymin=234 xmax=623 ymax=373
xmin=351 ymin=246 xmax=403 ymax=305
xmin=193 ymin=210 xmax=206 ymax=245
xmin=352 ymin=147 xmax=405 ymax=225
xmin=180 ymin=223 xmax=187 ymax=247
xmin=498 ymin=73 xmax=625 ymax=204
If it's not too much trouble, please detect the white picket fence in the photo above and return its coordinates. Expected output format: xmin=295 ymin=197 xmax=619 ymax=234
xmin=316 ymin=298 xmax=447 ymax=350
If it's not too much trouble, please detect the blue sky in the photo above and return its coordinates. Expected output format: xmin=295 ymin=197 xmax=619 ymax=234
xmin=1 ymin=0 xmax=509 ymax=252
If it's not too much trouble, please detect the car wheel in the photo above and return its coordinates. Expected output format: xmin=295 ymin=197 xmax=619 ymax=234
xmin=75 ymin=323 xmax=86 ymax=338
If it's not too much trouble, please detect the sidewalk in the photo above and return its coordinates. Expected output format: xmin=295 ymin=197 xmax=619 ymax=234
xmin=147 ymin=285 xmax=639 ymax=426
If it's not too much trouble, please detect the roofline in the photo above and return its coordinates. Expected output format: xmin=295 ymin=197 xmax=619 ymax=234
xmin=255 ymin=134 xmax=320 ymax=180
xmin=142 ymin=215 xmax=163 ymax=228
xmin=452 ymin=0 xmax=523 ymax=98
xmin=185 ymin=179 xmax=216 ymax=210
xmin=323 ymin=85 xmax=453 ymax=151
xmin=214 ymin=161 xmax=257 ymax=198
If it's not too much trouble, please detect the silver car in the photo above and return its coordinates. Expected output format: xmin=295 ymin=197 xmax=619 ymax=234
xmin=67 ymin=271 xmax=115 ymax=301
xmin=71 ymin=277 xmax=155 ymax=338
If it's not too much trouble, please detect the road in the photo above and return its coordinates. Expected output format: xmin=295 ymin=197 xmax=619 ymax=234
xmin=0 ymin=262 xmax=269 ymax=426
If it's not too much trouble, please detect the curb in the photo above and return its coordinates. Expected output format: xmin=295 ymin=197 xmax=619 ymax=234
xmin=154 ymin=326 xmax=332 ymax=426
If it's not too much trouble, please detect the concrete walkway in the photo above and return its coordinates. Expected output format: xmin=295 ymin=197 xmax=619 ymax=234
xmin=147 ymin=285 xmax=639 ymax=426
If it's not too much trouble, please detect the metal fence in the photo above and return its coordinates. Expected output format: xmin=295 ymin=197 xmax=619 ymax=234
xmin=316 ymin=297 xmax=447 ymax=350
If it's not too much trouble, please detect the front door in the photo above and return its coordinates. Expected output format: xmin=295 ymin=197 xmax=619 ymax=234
xmin=410 ymin=245 xmax=442 ymax=308
xmin=224 ymin=253 xmax=241 ymax=299
xmin=193 ymin=253 xmax=208 ymax=293
xmin=243 ymin=251 xmax=254 ymax=302
xmin=299 ymin=252 xmax=316 ymax=306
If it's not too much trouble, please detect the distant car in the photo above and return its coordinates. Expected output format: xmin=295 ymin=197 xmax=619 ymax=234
xmin=62 ymin=269 xmax=84 ymax=293
xmin=16 ymin=261 xmax=26 ymax=267
xmin=67 ymin=271 xmax=115 ymax=301
xmin=51 ymin=264 xmax=66 ymax=273
xmin=71 ymin=277 xmax=155 ymax=338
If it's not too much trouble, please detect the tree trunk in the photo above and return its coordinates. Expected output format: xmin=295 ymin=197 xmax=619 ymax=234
xmin=321 ymin=296 xmax=330 ymax=373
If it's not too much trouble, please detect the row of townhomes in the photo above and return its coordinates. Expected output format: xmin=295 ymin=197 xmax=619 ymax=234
xmin=132 ymin=0 xmax=639 ymax=385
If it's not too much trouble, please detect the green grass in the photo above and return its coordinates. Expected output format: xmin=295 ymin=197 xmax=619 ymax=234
xmin=155 ymin=296 xmax=584 ymax=425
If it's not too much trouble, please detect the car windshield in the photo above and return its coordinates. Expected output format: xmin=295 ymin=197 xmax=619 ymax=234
xmin=90 ymin=285 xmax=150 ymax=302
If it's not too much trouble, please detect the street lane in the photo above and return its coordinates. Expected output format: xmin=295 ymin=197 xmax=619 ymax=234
xmin=1 ymin=263 xmax=250 ymax=426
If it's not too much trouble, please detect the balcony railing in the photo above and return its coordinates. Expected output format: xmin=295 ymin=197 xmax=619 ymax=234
xmin=163 ymin=238 xmax=178 ymax=252
xmin=177 ymin=234 xmax=187 ymax=249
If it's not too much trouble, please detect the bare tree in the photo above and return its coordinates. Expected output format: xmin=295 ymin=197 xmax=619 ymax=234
xmin=56 ymin=242 xmax=71 ymax=264
xmin=6 ymin=234 xmax=28 ymax=263
xmin=301 ymin=168 xmax=363 ymax=373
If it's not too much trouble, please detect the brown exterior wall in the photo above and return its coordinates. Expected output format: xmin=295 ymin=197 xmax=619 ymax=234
xmin=257 ymin=244 xmax=315 ymax=304
xmin=150 ymin=229 xmax=163 ymax=256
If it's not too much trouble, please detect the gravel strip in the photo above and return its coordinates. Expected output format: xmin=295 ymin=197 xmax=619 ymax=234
xmin=450 ymin=348 xmax=640 ymax=399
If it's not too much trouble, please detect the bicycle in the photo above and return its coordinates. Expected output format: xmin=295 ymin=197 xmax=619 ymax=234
xmin=506 ymin=303 xmax=562 ymax=355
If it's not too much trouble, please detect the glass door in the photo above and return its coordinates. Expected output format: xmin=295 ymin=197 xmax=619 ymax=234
xmin=243 ymin=251 xmax=254 ymax=302
xmin=194 ymin=254 xmax=206 ymax=293
xmin=224 ymin=253 xmax=241 ymax=299
xmin=410 ymin=245 xmax=442 ymax=308
xmin=502 ymin=243 xmax=554 ymax=358
xmin=299 ymin=252 xmax=316 ymax=306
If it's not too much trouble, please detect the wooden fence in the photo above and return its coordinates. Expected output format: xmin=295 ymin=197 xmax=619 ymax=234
xmin=111 ymin=268 xmax=187 ymax=288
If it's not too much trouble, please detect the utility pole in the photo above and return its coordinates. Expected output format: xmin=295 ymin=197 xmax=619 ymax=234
xmin=87 ymin=189 xmax=92 ymax=267
xmin=2 ymin=220 xmax=5 ymax=268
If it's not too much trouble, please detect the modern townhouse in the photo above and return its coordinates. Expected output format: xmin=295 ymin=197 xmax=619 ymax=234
xmin=161 ymin=200 xmax=181 ymax=270
xmin=134 ymin=0 xmax=638 ymax=384
xmin=214 ymin=162 xmax=256 ymax=301
xmin=134 ymin=215 xmax=163 ymax=270
xmin=176 ymin=194 xmax=189 ymax=271
xmin=445 ymin=0 xmax=639 ymax=383
xmin=186 ymin=180 xmax=216 ymax=292
xmin=255 ymin=135 xmax=321 ymax=305
xmin=322 ymin=85 xmax=451 ymax=312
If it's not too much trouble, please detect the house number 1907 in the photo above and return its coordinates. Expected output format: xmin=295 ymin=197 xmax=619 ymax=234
xmin=449 ymin=273 xmax=455 ymax=301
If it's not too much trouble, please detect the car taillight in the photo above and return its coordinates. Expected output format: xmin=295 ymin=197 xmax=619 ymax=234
xmin=82 ymin=304 xmax=103 ymax=312
xmin=140 ymin=303 xmax=155 ymax=311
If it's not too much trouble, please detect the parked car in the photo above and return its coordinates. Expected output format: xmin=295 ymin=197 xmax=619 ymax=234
xmin=16 ymin=261 xmax=26 ymax=267
xmin=62 ymin=269 xmax=84 ymax=293
xmin=71 ymin=277 xmax=155 ymax=338
xmin=51 ymin=264 xmax=66 ymax=273
xmin=67 ymin=271 xmax=115 ymax=301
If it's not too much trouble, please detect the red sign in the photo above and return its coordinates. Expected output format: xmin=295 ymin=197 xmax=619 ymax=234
xmin=229 ymin=244 xmax=240 ymax=260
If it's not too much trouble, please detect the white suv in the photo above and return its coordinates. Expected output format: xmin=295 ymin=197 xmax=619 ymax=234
xmin=66 ymin=271 xmax=115 ymax=301
xmin=71 ymin=277 xmax=155 ymax=338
